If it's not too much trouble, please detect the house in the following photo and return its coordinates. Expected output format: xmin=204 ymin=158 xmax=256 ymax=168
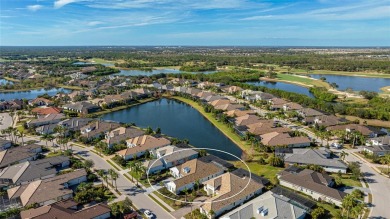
xmin=80 ymin=121 xmax=121 ymax=139
xmin=209 ymin=99 xmax=231 ymax=107
xmin=278 ymin=168 xmax=347 ymax=206
xmin=297 ymin=108 xmax=324 ymax=124
xmin=260 ymin=132 xmax=311 ymax=148
xmin=185 ymin=88 xmax=202 ymax=96
xmin=63 ymin=101 xmax=101 ymax=114
xmin=0 ymin=156 xmax=69 ymax=186
xmin=58 ymin=118 xmax=93 ymax=132
xmin=214 ymin=104 xmax=244 ymax=111
xmin=283 ymin=102 xmax=303 ymax=111
xmin=234 ymin=115 xmax=265 ymax=127
xmin=117 ymin=135 xmax=171 ymax=160
xmin=363 ymin=145 xmax=390 ymax=157
xmin=314 ymin=115 xmax=347 ymax=127
xmin=132 ymin=88 xmax=152 ymax=98
xmin=7 ymin=169 xmax=87 ymax=207
xmin=204 ymin=95 xmax=226 ymax=102
xmin=280 ymin=148 xmax=348 ymax=173
xmin=104 ymin=127 xmax=144 ymax=148
xmin=241 ymin=90 xmax=273 ymax=102
xmin=366 ymin=136 xmax=390 ymax=146
xmin=35 ymin=124 xmax=58 ymax=135
xmin=0 ymin=138 xmax=12 ymax=151
xmin=200 ymin=170 xmax=264 ymax=218
xmin=197 ymin=91 xmax=213 ymax=100
xmin=0 ymin=144 xmax=42 ymax=169
xmin=27 ymin=113 xmax=65 ymax=128
xmin=29 ymin=98 xmax=53 ymax=106
xmin=268 ymin=98 xmax=288 ymax=111
xmin=166 ymin=156 xmax=226 ymax=194
xmin=224 ymin=109 xmax=256 ymax=118
xmin=219 ymin=190 xmax=307 ymax=219
xmin=20 ymin=199 xmax=111 ymax=219
xmin=69 ymin=72 xmax=89 ymax=80
xmin=145 ymin=146 xmax=198 ymax=174
xmin=222 ymin=85 xmax=243 ymax=94
xmin=31 ymin=107 xmax=62 ymax=115
xmin=247 ymin=122 xmax=291 ymax=136
xmin=0 ymin=99 xmax=23 ymax=110
xmin=198 ymin=81 xmax=216 ymax=89
xmin=327 ymin=124 xmax=377 ymax=138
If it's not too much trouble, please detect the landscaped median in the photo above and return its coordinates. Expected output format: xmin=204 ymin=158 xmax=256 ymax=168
xmin=168 ymin=96 xmax=252 ymax=155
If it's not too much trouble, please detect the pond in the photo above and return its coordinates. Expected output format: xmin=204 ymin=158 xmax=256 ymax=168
xmin=0 ymin=88 xmax=71 ymax=101
xmin=115 ymin=68 xmax=217 ymax=76
xmin=246 ymin=81 xmax=314 ymax=98
xmin=309 ymin=74 xmax=390 ymax=92
xmin=102 ymin=98 xmax=243 ymax=160
xmin=73 ymin=61 xmax=114 ymax=67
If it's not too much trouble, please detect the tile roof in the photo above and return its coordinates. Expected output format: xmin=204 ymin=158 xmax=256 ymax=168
xmin=279 ymin=169 xmax=347 ymax=202
xmin=172 ymin=158 xmax=224 ymax=188
xmin=118 ymin=135 xmax=171 ymax=156
xmin=31 ymin=107 xmax=62 ymax=115
xmin=201 ymin=171 xmax=264 ymax=213
xmin=0 ymin=144 xmax=42 ymax=168
xmin=260 ymin=132 xmax=310 ymax=146
xmin=284 ymin=148 xmax=348 ymax=169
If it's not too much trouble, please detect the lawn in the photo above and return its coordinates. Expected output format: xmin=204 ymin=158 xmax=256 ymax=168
xmin=170 ymin=96 xmax=253 ymax=154
xmin=338 ymin=114 xmax=390 ymax=128
xmin=331 ymin=173 xmax=362 ymax=187
xmin=378 ymin=167 xmax=390 ymax=176
xmin=232 ymin=161 xmax=283 ymax=184
xmin=317 ymin=202 xmax=342 ymax=219
xmin=275 ymin=73 xmax=331 ymax=88
xmin=128 ymin=170 xmax=151 ymax=188
xmin=152 ymin=189 xmax=183 ymax=210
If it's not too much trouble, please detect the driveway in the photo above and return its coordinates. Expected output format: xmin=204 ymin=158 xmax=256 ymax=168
xmin=0 ymin=113 xmax=12 ymax=131
xmin=343 ymin=151 xmax=390 ymax=218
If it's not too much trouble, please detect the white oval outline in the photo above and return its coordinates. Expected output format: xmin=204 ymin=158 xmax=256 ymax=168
xmin=146 ymin=147 xmax=252 ymax=204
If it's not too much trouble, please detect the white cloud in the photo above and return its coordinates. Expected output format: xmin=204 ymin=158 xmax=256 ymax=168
xmin=27 ymin=5 xmax=43 ymax=11
xmin=87 ymin=21 xmax=104 ymax=26
xmin=54 ymin=0 xmax=87 ymax=9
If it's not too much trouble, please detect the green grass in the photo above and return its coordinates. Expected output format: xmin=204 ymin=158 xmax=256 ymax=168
xmin=378 ymin=167 xmax=390 ymax=175
xmin=107 ymin=159 xmax=121 ymax=171
xmin=232 ymin=161 xmax=283 ymax=184
xmin=152 ymin=190 xmax=182 ymax=210
xmin=317 ymin=202 xmax=341 ymax=218
xmin=89 ymin=98 xmax=157 ymax=117
xmin=331 ymin=173 xmax=362 ymax=187
xmin=128 ymin=170 xmax=151 ymax=188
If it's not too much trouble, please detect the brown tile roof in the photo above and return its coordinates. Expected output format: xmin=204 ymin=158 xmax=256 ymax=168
xmin=260 ymin=132 xmax=310 ymax=146
xmin=118 ymin=135 xmax=170 ymax=156
xmin=20 ymin=200 xmax=110 ymax=219
xmin=327 ymin=124 xmax=373 ymax=136
xmin=31 ymin=107 xmax=62 ymax=115
xmin=30 ymin=98 xmax=53 ymax=105
xmin=105 ymin=127 xmax=145 ymax=145
xmin=283 ymin=102 xmax=303 ymax=110
xmin=224 ymin=109 xmax=256 ymax=117
xmin=201 ymin=171 xmax=264 ymax=213
xmin=210 ymin=99 xmax=231 ymax=107
xmin=0 ymin=144 xmax=42 ymax=168
xmin=81 ymin=121 xmax=121 ymax=138
xmin=234 ymin=114 xmax=264 ymax=126
xmin=279 ymin=169 xmax=346 ymax=201
xmin=214 ymin=104 xmax=244 ymax=111
xmin=172 ymin=158 xmax=224 ymax=188
xmin=9 ymin=169 xmax=87 ymax=207
xmin=247 ymin=123 xmax=291 ymax=136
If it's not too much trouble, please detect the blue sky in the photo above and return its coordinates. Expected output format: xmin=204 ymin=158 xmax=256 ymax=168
xmin=1 ymin=0 xmax=389 ymax=46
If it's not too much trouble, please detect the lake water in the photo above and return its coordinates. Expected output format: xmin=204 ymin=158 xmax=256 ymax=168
xmin=102 ymin=98 xmax=243 ymax=160
xmin=246 ymin=81 xmax=314 ymax=98
xmin=309 ymin=74 xmax=390 ymax=92
xmin=0 ymin=88 xmax=71 ymax=101
xmin=115 ymin=69 xmax=217 ymax=76
xmin=73 ymin=61 xmax=114 ymax=67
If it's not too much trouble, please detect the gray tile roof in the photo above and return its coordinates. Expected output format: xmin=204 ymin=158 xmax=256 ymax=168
xmin=284 ymin=148 xmax=347 ymax=169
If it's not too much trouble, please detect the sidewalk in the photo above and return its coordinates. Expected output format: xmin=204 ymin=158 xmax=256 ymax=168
xmin=352 ymin=152 xmax=390 ymax=178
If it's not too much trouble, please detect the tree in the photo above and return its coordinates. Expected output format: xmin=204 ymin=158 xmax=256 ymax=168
xmin=340 ymin=151 xmax=348 ymax=161
xmin=342 ymin=194 xmax=355 ymax=219
xmin=348 ymin=162 xmax=361 ymax=180
xmin=311 ymin=206 xmax=325 ymax=219
xmin=145 ymin=126 xmax=153 ymax=135
xmin=155 ymin=127 xmax=161 ymax=135
xmin=96 ymin=169 xmax=106 ymax=187
xmin=17 ymin=130 xmax=25 ymax=146
xmin=268 ymin=155 xmax=284 ymax=167
xmin=84 ymin=159 xmax=95 ymax=171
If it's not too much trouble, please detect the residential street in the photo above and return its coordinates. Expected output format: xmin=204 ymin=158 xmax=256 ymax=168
xmin=343 ymin=150 xmax=390 ymax=218
xmin=20 ymin=136 xmax=174 ymax=219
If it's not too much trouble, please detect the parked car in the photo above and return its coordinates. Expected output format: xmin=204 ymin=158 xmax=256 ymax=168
xmin=144 ymin=210 xmax=153 ymax=218
xmin=331 ymin=142 xmax=343 ymax=149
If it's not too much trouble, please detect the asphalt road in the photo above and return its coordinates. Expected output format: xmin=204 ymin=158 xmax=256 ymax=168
xmin=21 ymin=136 xmax=174 ymax=219
xmin=343 ymin=151 xmax=390 ymax=219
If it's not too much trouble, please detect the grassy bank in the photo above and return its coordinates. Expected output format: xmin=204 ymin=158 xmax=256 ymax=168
xmin=169 ymin=96 xmax=252 ymax=154
xmin=3 ymin=77 xmax=21 ymax=82
xmin=89 ymin=98 xmax=157 ymax=117
xmin=261 ymin=73 xmax=331 ymax=89
xmin=336 ymin=114 xmax=390 ymax=128
xmin=232 ymin=161 xmax=282 ymax=184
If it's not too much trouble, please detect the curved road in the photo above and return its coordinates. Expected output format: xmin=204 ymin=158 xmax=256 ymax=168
xmin=344 ymin=151 xmax=390 ymax=219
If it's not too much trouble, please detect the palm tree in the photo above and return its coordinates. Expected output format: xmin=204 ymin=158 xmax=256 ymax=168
xmin=194 ymin=180 xmax=200 ymax=193
xmin=183 ymin=188 xmax=189 ymax=202
xmin=41 ymin=133 xmax=49 ymax=147
xmin=96 ymin=169 xmax=106 ymax=187
xmin=47 ymin=134 xmax=55 ymax=147
xmin=17 ymin=130 xmax=25 ymax=146
xmin=108 ymin=169 xmax=115 ymax=186
xmin=340 ymin=151 xmax=348 ymax=161
xmin=111 ymin=171 xmax=119 ymax=190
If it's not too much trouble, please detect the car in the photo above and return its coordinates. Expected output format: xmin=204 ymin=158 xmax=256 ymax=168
xmin=144 ymin=210 xmax=153 ymax=218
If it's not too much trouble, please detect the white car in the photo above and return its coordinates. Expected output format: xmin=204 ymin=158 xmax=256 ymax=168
xmin=144 ymin=210 xmax=153 ymax=218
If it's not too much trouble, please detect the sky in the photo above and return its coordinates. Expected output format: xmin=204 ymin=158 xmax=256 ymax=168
xmin=0 ymin=0 xmax=389 ymax=46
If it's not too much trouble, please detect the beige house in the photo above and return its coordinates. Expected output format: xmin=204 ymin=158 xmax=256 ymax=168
xmin=166 ymin=157 xmax=225 ymax=194
xmin=117 ymin=135 xmax=170 ymax=160
xmin=200 ymin=170 xmax=264 ymax=218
